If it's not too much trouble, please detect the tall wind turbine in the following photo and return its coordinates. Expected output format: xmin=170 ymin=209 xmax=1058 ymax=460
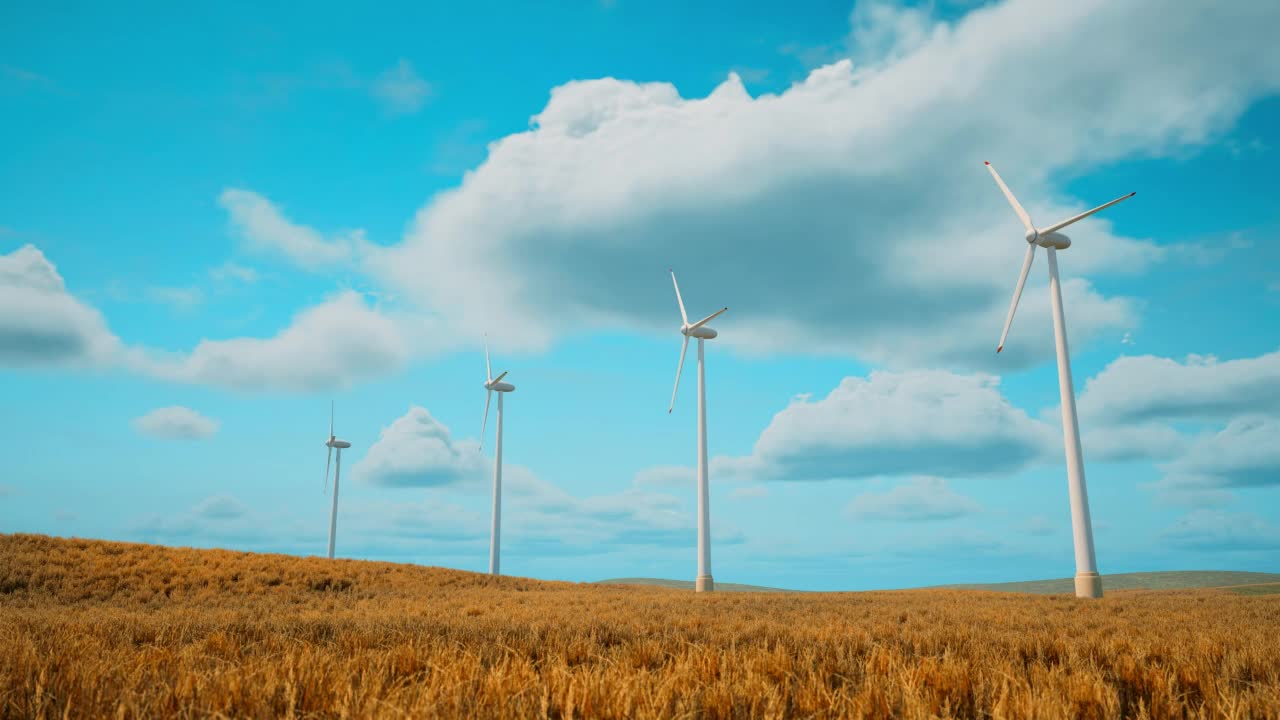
xmin=480 ymin=338 xmax=515 ymax=576
xmin=323 ymin=401 xmax=352 ymax=560
xmin=667 ymin=269 xmax=728 ymax=593
xmin=984 ymin=161 xmax=1135 ymax=600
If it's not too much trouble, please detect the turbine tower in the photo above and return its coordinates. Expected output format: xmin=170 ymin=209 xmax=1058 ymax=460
xmin=323 ymin=401 xmax=352 ymax=560
xmin=984 ymin=161 xmax=1135 ymax=600
xmin=480 ymin=338 xmax=515 ymax=576
xmin=667 ymin=269 xmax=728 ymax=593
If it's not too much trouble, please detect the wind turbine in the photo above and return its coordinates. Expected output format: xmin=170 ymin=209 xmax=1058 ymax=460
xmin=667 ymin=269 xmax=728 ymax=593
xmin=323 ymin=401 xmax=352 ymax=560
xmin=984 ymin=161 xmax=1135 ymax=600
xmin=480 ymin=338 xmax=515 ymax=576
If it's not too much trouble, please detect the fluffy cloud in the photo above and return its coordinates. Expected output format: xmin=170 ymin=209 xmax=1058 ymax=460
xmin=218 ymin=189 xmax=362 ymax=270
xmin=354 ymin=406 xmax=487 ymax=488
xmin=371 ymin=0 xmax=1280 ymax=368
xmin=0 ymin=244 xmax=120 ymax=367
xmin=355 ymin=406 xmax=744 ymax=552
xmin=737 ymin=370 xmax=1054 ymax=482
xmin=1162 ymin=510 xmax=1280 ymax=552
xmin=132 ymin=291 xmax=409 ymax=392
xmin=845 ymin=477 xmax=982 ymax=522
xmin=1159 ymin=416 xmax=1280 ymax=490
xmin=132 ymin=406 xmax=220 ymax=440
xmin=1078 ymin=351 xmax=1280 ymax=424
xmin=371 ymin=59 xmax=432 ymax=115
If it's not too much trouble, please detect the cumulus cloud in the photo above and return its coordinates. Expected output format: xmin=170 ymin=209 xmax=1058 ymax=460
xmin=355 ymin=406 xmax=744 ymax=552
xmin=1162 ymin=510 xmax=1280 ymax=552
xmin=736 ymin=370 xmax=1054 ymax=482
xmin=218 ymin=189 xmax=363 ymax=270
xmin=132 ymin=291 xmax=409 ymax=392
xmin=193 ymin=494 xmax=247 ymax=519
xmin=0 ymin=244 xmax=121 ymax=367
xmin=132 ymin=406 xmax=220 ymax=440
xmin=355 ymin=406 xmax=487 ymax=488
xmin=371 ymin=59 xmax=432 ymax=115
xmin=1158 ymin=416 xmax=1280 ymax=490
xmin=370 ymin=0 xmax=1280 ymax=369
xmin=1078 ymin=351 xmax=1280 ymax=424
xmin=845 ymin=476 xmax=982 ymax=522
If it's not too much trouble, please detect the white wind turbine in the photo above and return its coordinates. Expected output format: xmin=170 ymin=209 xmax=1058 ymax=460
xmin=667 ymin=269 xmax=728 ymax=593
xmin=480 ymin=338 xmax=515 ymax=576
xmin=323 ymin=401 xmax=352 ymax=560
xmin=985 ymin=161 xmax=1136 ymax=600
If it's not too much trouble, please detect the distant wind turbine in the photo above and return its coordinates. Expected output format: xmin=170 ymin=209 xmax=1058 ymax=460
xmin=984 ymin=161 xmax=1136 ymax=600
xmin=323 ymin=401 xmax=352 ymax=560
xmin=480 ymin=338 xmax=515 ymax=576
xmin=667 ymin=269 xmax=727 ymax=593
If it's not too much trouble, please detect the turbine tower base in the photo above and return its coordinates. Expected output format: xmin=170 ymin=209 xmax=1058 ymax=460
xmin=1074 ymin=572 xmax=1103 ymax=599
xmin=696 ymin=575 xmax=715 ymax=593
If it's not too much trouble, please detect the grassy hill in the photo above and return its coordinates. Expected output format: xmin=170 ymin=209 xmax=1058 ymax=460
xmin=935 ymin=570 xmax=1280 ymax=594
xmin=4 ymin=533 xmax=1280 ymax=718
xmin=594 ymin=577 xmax=791 ymax=592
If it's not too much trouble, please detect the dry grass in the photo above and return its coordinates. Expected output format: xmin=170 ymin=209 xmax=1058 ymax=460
xmin=2 ymin=534 xmax=1278 ymax=719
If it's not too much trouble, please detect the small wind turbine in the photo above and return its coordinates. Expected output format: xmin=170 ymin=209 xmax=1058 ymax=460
xmin=667 ymin=269 xmax=727 ymax=593
xmin=480 ymin=338 xmax=515 ymax=576
xmin=323 ymin=401 xmax=352 ymax=560
xmin=984 ymin=161 xmax=1135 ymax=600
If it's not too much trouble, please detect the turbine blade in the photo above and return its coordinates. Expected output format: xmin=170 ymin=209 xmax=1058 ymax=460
xmin=997 ymin=243 xmax=1037 ymax=353
xmin=669 ymin=335 xmax=690 ymax=413
xmin=492 ymin=371 xmax=508 ymax=384
xmin=324 ymin=445 xmax=333 ymax=494
xmin=690 ymin=307 xmax=728 ymax=331
xmin=1040 ymin=192 xmax=1136 ymax=236
xmin=984 ymin=162 xmax=1034 ymax=234
xmin=484 ymin=336 xmax=492 ymax=382
xmin=670 ymin=269 xmax=688 ymax=325
xmin=329 ymin=400 xmax=334 ymax=439
xmin=480 ymin=388 xmax=492 ymax=451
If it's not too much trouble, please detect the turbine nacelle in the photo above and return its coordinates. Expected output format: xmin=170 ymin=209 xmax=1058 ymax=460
xmin=682 ymin=325 xmax=718 ymax=339
xmin=1035 ymin=232 xmax=1071 ymax=250
xmin=326 ymin=439 xmax=351 ymax=449
xmin=485 ymin=380 xmax=516 ymax=392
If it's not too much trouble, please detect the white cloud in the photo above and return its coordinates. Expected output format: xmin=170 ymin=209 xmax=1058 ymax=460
xmin=354 ymin=406 xmax=488 ymax=488
xmin=132 ymin=406 xmax=220 ymax=440
xmin=730 ymin=486 xmax=768 ymax=500
xmin=736 ymin=370 xmax=1054 ymax=482
xmin=209 ymin=261 xmax=259 ymax=285
xmin=845 ymin=476 xmax=982 ymax=522
xmin=193 ymin=494 xmax=247 ymax=519
xmin=146 ymin=286 xmax=204 ymax=310
xmin=218 ymin=189 xmax=361 ymax=270
xmin=1078 ymin=350 xmax=1280 ymax=424
xmin=371 ymin=59 xmax=432 ymax=115
xmin=1020 ymin=514 xmax=1055 ymax=536
xmin=354 ymin=406 xmax=745 ymax=553
xmin=370 ymin=0 xmax=1280 ymax=369
xmin=1162 ymin=510 xmax=1280 ymax=552
xmin=132 ymin=291 xmax=409 ymax=392
xmin=1159 ymin=416 xmax=1280 ymax=490
xmin=0 ymin=244 xmax=121 ymax=367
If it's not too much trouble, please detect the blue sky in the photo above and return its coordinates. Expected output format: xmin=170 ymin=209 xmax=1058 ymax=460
xmin=2 ymin=0 xmax=1278 ymax=591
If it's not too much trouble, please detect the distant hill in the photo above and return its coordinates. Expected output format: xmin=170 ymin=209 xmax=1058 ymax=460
xmin=934 ymin=571 xmax=1280 ymax=594
xmin=597 ymin=571 xmax=1280 ymax=594
xmin=594 ymin=577 xmax=792 ymax=592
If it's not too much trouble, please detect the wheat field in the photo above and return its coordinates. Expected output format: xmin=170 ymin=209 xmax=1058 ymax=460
xmin=1 ymin=534 xmax=1277 ymax=719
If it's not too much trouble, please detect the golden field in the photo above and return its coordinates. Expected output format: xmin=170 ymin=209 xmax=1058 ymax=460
xmin=1 ymin=534 xmax=1277 ymax=719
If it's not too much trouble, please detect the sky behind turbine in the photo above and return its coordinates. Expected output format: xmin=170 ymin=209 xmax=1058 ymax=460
xmin=2 ymin=0 xmax=1278 ymax=590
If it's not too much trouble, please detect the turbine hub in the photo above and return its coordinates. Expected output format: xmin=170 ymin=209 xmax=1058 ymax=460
xmin=1024 ymin=229 xmax=1039 ymax=244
